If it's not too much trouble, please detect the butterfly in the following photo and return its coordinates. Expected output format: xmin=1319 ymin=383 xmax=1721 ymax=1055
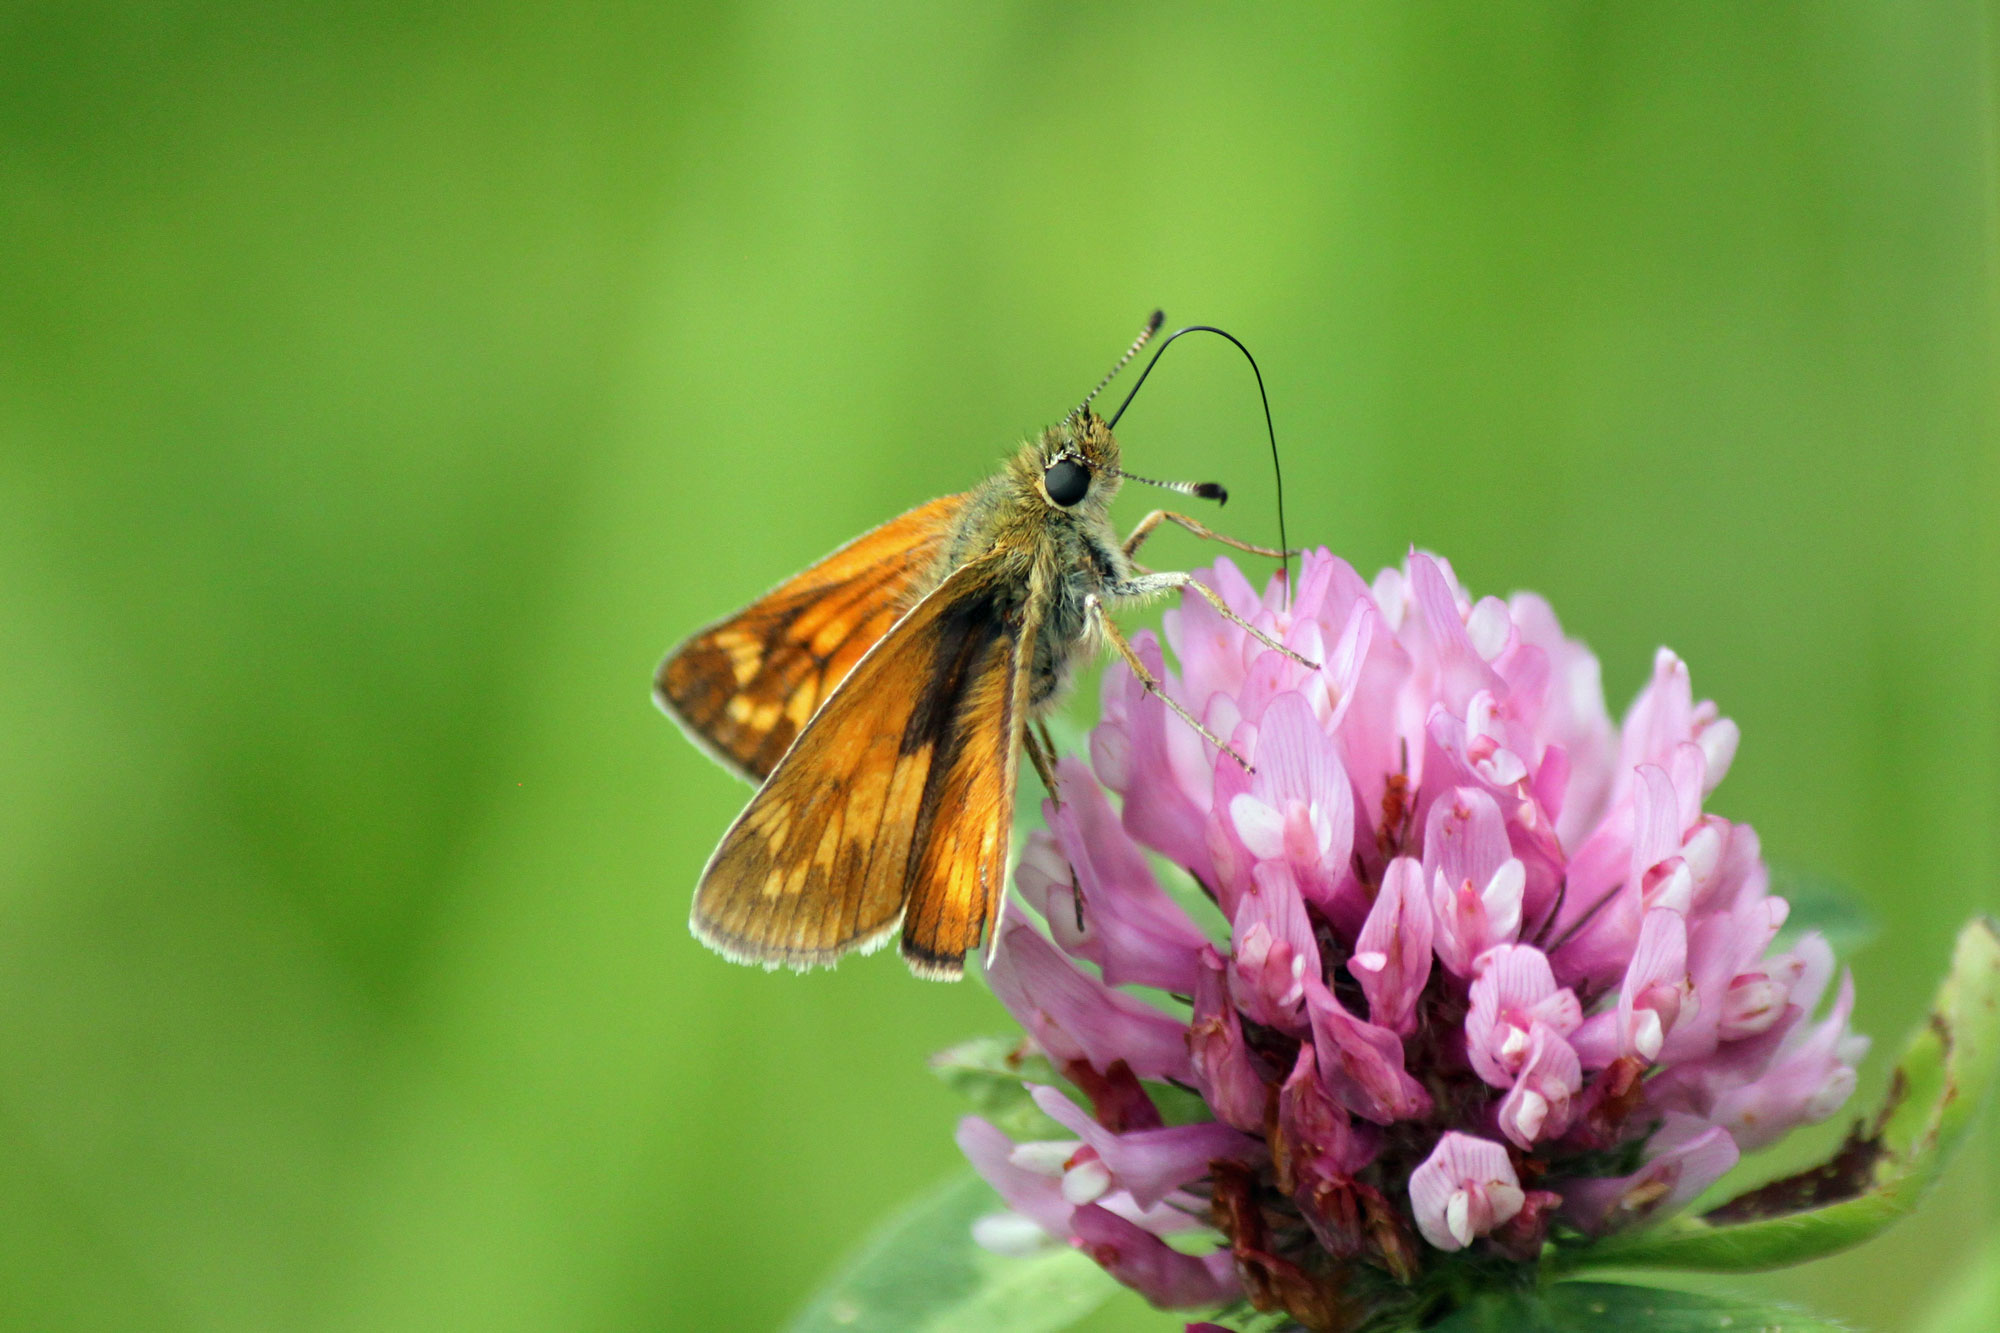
xmin=655 ymin=313 xmax=1308 ymax=979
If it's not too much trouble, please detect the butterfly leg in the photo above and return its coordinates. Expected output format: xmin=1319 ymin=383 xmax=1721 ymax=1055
xmin=1033 ymin=720 xmax=1092 ymax=929
xmin=1114 ymin=570 xmax=1320 ymax=672
xmin=1022 ymin=721 xmax=1088 ymax=929
xmin=1123 ymin=509 xmax=1297 ymax=561
xmin=1023 ymin=719 xmax=1063 ymax=805
xmin=1084 ymin=593 xmax=1253 ymax=773
xmin=1034 ymin=720 xmax=1067 ymax=795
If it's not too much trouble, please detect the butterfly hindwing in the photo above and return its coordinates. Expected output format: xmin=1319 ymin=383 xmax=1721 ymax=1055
xmin=655 ymin=494 xmax=967 ymax=783
xmin=688 ymin=554 xmax=1031 ymax=977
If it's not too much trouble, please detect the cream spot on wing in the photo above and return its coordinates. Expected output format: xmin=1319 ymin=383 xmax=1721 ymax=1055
xmin=727 ymin=695 xmax=757 ymax=725
xmin=785 ymin=685 xmax=818 ymax=728
xmin=812 ymin=813 xmax=842 ymax=872
xmin=749 ymin=701 xmax=783 ymax=734
xmin=860 ymin=750 xmax=928 ymax=891
xmin=714 ymin=631 xmax=764 ymax=687
xmin=883 ymin=750 xmax=930 ymax=835
xmin=783 ymin=853 xmax=814 ymax=899
xmin=847 ymin=758 xmax=889 ymax=826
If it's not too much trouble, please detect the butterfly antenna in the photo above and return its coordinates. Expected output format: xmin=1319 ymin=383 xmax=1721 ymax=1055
xmin=1073 ymin=309 xmax=1166 ymax=418
xmin=1108 ymin=469 xmax=1229 ymax=505
xmin=1107 ymin=323 xmax=1292 ymax=604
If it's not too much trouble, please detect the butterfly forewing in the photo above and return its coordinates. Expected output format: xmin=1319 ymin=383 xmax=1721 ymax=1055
xmin=656 ymin=494 xmax=967 ymax=783
xmin=689 ymin=554 xmax=1032 ymax=977
xmin=895 ymin=575 xmax=1036 ymax=977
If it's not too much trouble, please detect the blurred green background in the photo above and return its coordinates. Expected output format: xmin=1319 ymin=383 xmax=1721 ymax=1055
xmin=3 ymin=3 xmax=1996 ymax=1330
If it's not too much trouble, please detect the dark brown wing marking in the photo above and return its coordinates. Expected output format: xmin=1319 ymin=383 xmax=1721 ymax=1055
xmin=688 ymin=555 xmax=1030 ymax=979
xmin=897 ymin=582 xmax=1034 ymax=977
xmin=655 ymin=494 xmax=966 ymax=783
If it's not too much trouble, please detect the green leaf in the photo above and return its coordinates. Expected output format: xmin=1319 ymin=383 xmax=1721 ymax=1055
xmin=1559 ymin=915 xmax=2000 ymax=1274
xmin=1768 ymin=866 xmax=1879 ymax=955
xmin=1430 ymin=1281 xmax=1851 ymax=1332
xmin=785 ymin=1172 xmax=1117 ymax=1333
xmin=929 ymin=1036 xmax=1069 ymax=1139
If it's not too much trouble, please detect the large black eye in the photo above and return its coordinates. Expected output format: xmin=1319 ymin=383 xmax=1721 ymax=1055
xmin=1043 ymin=458 xmax=1090 ymax=507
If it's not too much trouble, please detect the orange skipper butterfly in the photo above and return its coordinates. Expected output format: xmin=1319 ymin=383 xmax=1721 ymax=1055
xmin=656 ymin=313 xmax=1305 ymax=979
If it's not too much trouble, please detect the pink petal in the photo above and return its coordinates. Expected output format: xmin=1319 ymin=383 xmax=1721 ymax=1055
xmin=1408 ymin=1132 xmax=1524 ymax=1251
xmin=1465 ymin=596 xmax=1513 ymax=660
xmin=1317 ymin=596 xmax=1375 ymax=736
xmin=1095 ymin=631 xmax=1217 ymax=884
xmin=986 ymin=918 xmax=1193 ymax=1082
xmin=1706 ymin=970 xmax=1866 ymax=1151
xmin=1696 ymin=712 xmax=1740 ymax=793
xmin=1015 ymin=760 xmax=1208 ymax=995
xmin=1230 ymin=861 xmax=1320 ymax=1031
xmin=1188 ymin=947 xmax=1269 ymax=1133
xmin=1658 ymin=891 xmax=1788 ymax=1063
xmin=957 ymin=1117 xmax=1071 ymax=1238
xmin=1617 ymin=908 xmax=1690 ymax=1062
xmin=1629 ymin=763 xmax=1683 ymax=890
xmin=1407 ymin=552 xmax=1502 ymax=712
xmin=1423 ymin=785 xmax=1513 ymax=896
xmin=1563 ymin=1113 xmax=1739 ymax=1233
xmin=1029 ymin=1085 xmax=1263 ymax=1210
xmin=1238 ymin=691 xmax=1356 ymax=903
xmin=1617 ymin=648 xmax=1694 ymax=785
xmin=1464 ymin=944 xmax=1580 ymax=1086
xmin=1278 ymin=1043 xmax=1378 ymax=1182
xmin=1429 ymin=852 xmax=1526 ymax=978
xmin=1496 ymin=1023 xmax=1583 ymax=1149
xmin=1069 ymin=1204 xmax=1240 ymax=1309
xmin=1349 ymin=856 xmax=1433 ymax=1035
xmin=1229 ymin=794 xmax=1287 ymax=860
xmin=1304 ymin=978 xmax=1431 ymax=1124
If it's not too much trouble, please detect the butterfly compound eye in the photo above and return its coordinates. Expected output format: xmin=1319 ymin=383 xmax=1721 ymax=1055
xmin=1043 ymin=458 xmax=1090 ymax=507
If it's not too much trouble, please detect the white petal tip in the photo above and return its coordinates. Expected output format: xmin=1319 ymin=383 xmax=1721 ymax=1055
xmin=972 ymin=1212 xmax=1056 ymax=1257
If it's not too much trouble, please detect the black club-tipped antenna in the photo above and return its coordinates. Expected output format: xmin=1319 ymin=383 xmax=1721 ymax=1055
xmin=1108 ymin=322 xmax=1292 ymax=603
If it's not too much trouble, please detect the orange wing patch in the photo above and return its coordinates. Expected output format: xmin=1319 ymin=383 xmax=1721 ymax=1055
xmin=688 ymin=556 xmax=1031 ymax=979
xmin=656 ymin=494 xmax=966 ymax=783
xmin=898 ymin=600 xmax=1029 ymax=977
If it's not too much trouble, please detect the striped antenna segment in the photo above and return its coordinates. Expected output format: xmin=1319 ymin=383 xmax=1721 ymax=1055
xmin=1073 ymin=309 xmax=1166 ymax=418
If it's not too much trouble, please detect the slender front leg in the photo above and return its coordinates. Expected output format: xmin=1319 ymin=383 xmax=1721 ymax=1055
xmin=1034 ymin=721 xmax=1063 ymax=779
xmin=1023 ymin=718 xmax=1062 ymax=805
xmin=1123 ymin=509 xmax=1296 ymax=561
xmin=1084 ymin=593 xmax=1253 ymax=773
xmin=1023 ymin=719 xmax=1084 ymax=928
xmin=1115 ymin=570 xmax=1320 ymax=671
